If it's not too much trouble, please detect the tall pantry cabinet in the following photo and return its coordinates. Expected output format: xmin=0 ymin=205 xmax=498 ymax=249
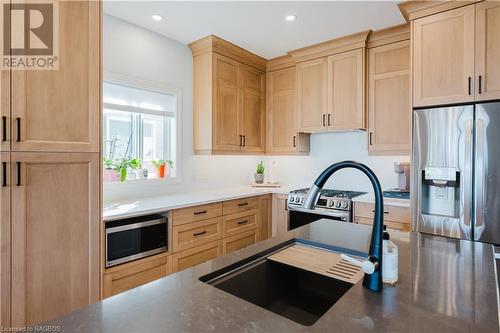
xmin=1 ymin=1 xmax=101 ymax=327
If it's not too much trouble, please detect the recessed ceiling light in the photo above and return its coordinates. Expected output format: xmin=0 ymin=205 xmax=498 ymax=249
xmin=152 ymin=14 xmax=163 ymax=21
xmin=285 ymin=15 xmax=297 ymax=21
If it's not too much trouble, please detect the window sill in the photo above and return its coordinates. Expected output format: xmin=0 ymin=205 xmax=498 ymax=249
xmin=103 ymin=176 xmax=181 ymax=188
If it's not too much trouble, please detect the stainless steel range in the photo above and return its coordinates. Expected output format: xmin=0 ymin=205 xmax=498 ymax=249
xmin=287 ymin=188 xmax=366 ymax=230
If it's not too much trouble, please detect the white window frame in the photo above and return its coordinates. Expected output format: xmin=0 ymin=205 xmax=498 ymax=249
xmin=103 ymin=71 xmax=182 ymax=186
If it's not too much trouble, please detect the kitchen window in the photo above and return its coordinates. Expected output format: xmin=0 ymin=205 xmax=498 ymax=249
xmin=103 ymin=73 xmax=181 ymax=182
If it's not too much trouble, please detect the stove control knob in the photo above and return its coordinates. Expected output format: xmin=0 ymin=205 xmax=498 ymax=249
xmin=328 ymin=200 xmax=334 ymax=207
xmin=289 ymin=196 xmax=295 ymax=203
xmin=334 ymin=201 xmax=341 ymax=208
xmin=341 ymin=202 xmax=348 ymax=209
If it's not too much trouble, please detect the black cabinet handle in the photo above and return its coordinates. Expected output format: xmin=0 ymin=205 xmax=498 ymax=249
xmin=242 ymin=135 xmax=246 ymax=147
xmin=238 ymin=202 xmax=248 ymax=207
xmin=16 ymin=117 xmax=21 ymax=142
xmin=194 ymin=210 xmax=207 ymax=215
xmin=369 ymin=132 xmax=373 ymax=145
xmin=479 ymin=75 xmax=482 ymax=94
xmin=372 ymin=209 xmax=389 ymax=214
xmin=237 ymin=220 xmax=248 ymax=225
xmin=293 ymin=135 xmax=296 ymax=148
xmin=193 ymin=230 xmax=207 ymax=237
xmin=2 ymin=162 xmax=6 ymax=187
xmin=2 ymin=116 xmax=6 ymax=142
xmin=16 ymin=162 xmax=21 ymax=186
xmin=322 ymin=114 xmax=326 ymax=126
xmin=327 ymin=114 xmax=331 ymax=127
xmin=468 ymin=77 xmax=472 ymax=95
xmin=239 ymin=135 xmax=242 ymax=147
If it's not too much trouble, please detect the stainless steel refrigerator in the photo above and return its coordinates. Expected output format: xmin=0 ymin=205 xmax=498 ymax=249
xmin=413 ymin=101 xmax=500 ymax=245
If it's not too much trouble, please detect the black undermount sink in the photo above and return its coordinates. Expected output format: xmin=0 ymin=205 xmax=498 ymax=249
xmin=199 ymin=240 xmax=355 ymax=326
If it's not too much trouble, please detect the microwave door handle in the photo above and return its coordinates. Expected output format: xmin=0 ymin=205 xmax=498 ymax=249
xmin=474 ymin=118 xmax=485 ymax=240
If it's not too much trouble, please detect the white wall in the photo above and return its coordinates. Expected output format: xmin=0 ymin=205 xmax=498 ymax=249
xmin=103 ymin=15 xmax=409 ymax=203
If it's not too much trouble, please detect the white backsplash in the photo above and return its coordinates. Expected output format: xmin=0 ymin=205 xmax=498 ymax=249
xmin=103 ymin=15 xmax=410 ymax=203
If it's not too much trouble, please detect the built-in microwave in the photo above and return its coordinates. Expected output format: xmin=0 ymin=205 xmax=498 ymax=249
xmin=105 ymin=214 xmax=167 ymax=268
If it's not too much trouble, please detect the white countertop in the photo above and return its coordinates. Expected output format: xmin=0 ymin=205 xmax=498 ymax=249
xmin=103 ymin=185 xmax=297 ymax=221
xmin=353 ymin=193 xmax=411 ymax=208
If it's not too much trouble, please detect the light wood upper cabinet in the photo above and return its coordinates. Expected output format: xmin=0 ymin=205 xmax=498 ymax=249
xmin=213 ymin=54 xmax=241 ymax=151
xmin=11 ymin=1 xmax=100 ymax=152
xmin=368 ymin=38 xmax=411 ymax=155
xmin=240 ymin=65 xmax=265 ymax=152
xmin=190 ymin=36 xmax=266 ymax=155
xmin=267 ymin=65 xmax=309 ymax=154
xmin=412 ymin=5 xmax=475 ymax=107
xmin=475 ymin=1 xmax=500 ymax=101
xmin=328 ymin=48 xmax=365 ymax=130
xmin=296 ymin=58 xmax=328 ymax=133
xmin=0 ymin=153 xmax=10 ymax=328
xmin=11 ymin=152 xmax=100 ymax=326
xmin=0 ymin=71 xmax=9 ymax=152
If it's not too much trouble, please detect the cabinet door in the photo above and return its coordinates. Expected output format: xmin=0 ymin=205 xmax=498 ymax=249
xmin=11 ymin=1 xmax=100 ymax=152
xmin=475 ymin=1 xmax=500 ymax=101
xmin=213 ymin=54 xmax=241 ymax=151
xmin=267 ymin=67 xmax=298 ymax=152
xmin=296 ymin=58 xmax=328 ymax=133
xmin=0 ymin=153 xmax=10 ymax=327
xmin=328 ymin=48 xmax=365 ymax=130
xmin=413 ymin=5 xmax=475 ymax=107
xmin=257 ymin=195 xmax=272 ymax=241
xmin=272 ymin=194 xmax=288 ymax=237
xmin=368 ymin=41 xmax=411 ymax=154
xmin=1 ymin=70 xmax=9 ymax=152
xmin=240 ymin=66 xmax=265 ymax=152
xmin=11 ymin=152 xmax=99 ymax=326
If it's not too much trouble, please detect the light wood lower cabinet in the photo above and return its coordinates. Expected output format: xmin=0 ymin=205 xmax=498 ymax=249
xmin=172 ymin=202 xmax=222 ymax=226
xmin=103 ymin=254 xmax=171 ymax=299
xmin=353 ymin=201 xmax=411 ymax=232
xmin=172 ymin=240 xmax=223 ymax=272
xmin=0 ymin=153 xmax=10 ymax=327
xmin=11 ymin=152 xmax=100 ymax=326
xmin=257 ymin=194 xmax=272 ymax=241
xmin=223 ymin=229 xmax=259 ymax=254
xmin=222 ymin=196 xmax=258 ymax=215
xmin=172 ymin=217 xmax=223 ymax=253
xmin=272 ymin=194 xmax=289 ymax=236
xmin=223 ymin=209 xmax=258 ymax=237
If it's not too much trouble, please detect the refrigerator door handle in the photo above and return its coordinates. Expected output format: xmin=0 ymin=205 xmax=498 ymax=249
xmin=463 ymin=119 xmax=473 ymax=232
xmin=474 ymin=118 xmax=486 ymax=240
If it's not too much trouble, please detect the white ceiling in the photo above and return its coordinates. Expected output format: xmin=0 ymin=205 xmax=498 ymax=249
xmin=103 ymin=1 xmax=405 ymax=59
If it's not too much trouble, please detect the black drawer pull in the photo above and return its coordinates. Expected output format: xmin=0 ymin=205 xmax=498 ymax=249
xmin=16 ymin=117 xmax=21 ymax=142
xmin=468 ymin=77 xmax=472 ymax=95
xmin=2 ymin=116 xmax=6 ymax=142
xmin=479 ymin=75 xmax=482 ymax=94
xmin=372 ymin=209 xmax=389 ymax=214
xmin=194 ymin=210 xmax=207 ymax=215
xmin=327 ymin=114 xmax=331 ymax=127
xmin=293 ymin=135 xmax=296 ymax=148
xmin=322 ymin=114 xmax=326 ymax=126
xmin=2 ymin=162 xmax=6 ymax=187
xmin=193 ymin=231 xmax=207 ymax=237
xmin=237 ymin=220 xmax=248 ymax=225
xmin=16 ymin=162 xmax=21 ymax=186
xmin=238 ymin=202 xmax=248 ymax=207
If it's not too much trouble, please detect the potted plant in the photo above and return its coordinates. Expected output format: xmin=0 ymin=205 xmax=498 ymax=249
xmin=152 ymin=159 xmax=174 ymax=179
xmin=103 ymin=157 xmax=119 ymax=182
xmin=255 ymin=161 xmax=265 ymax=184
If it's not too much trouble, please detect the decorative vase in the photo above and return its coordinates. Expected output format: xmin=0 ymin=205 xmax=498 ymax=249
xmin=157 ymin=164 xmax=166 ymax=178
xmin=254 ymin=173 xmax=264 ymax=184
xmin=103 ymin=169 xmax=119 ymax=182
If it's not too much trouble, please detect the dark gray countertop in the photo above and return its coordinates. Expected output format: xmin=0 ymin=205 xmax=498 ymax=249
xmin=46 ymin=220 xmax=499 ymax=332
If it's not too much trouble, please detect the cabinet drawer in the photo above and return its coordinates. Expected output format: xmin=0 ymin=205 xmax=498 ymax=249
xmin=172 ymin=202 xmax=222 ymax=226
xmin=172 ymin=240 xmax=223 ymax=272
xmin=223 ymin=197 xmax=258 ymax=215
xmin=172 ymin=217 xmax=223 ymax=253
xmin=103 ymin=254 xmax=170 ymax=298
xmin=223 ymin=229 xmax=259 ymax=254
xmin=354 ymin=202 xmax=410 ymax=224
xmin=354 ymin=216 xmax=411 ymax=232
xmin=223 ymin=209 xmax=258 ymax=237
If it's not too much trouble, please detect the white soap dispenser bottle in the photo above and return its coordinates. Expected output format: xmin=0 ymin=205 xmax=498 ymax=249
xmin=382 ymin=226 xmax=398 ymax=285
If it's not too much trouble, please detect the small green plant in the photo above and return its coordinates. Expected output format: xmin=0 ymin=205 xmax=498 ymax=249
xmin=256 ymin=161 xmax=265 ymax=175
xmin=103 ymin=157 xmax=142 ymax=182
xmin=152 ymin=159 xmax=174 ymax=168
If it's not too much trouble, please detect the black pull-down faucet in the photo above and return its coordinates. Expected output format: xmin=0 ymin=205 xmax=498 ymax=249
xmin=302 ymin=161 xmax=384 ymax=292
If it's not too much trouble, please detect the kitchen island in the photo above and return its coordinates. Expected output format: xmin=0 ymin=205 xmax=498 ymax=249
xmin=46 ymin=220 xmax=498 ymax=332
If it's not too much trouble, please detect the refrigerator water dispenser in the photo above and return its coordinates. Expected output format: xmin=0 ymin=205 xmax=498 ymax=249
xmin=421 ymin=167 xmax=460 ymax=218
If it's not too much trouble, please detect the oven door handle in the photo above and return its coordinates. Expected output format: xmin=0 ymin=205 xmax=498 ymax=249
xmin=288 ymin=206 xmax=350 ymax=220
xmin=106 ymin=218 xmax=166 ymax=234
